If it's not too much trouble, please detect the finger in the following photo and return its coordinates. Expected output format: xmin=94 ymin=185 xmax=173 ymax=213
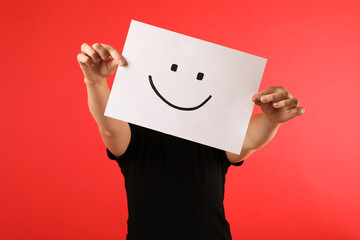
xmin=273 ymin=98 xmax=299 ymax=108
xmin=81 ymin=43 xmax=101 ymax=63
xmin=251 ymin=86 xmax=287 ymax=101
xmin=102 ymin=43 xmax=127 ymax=66
xmin=77 ymin=53 xmax=94 ymax=67
xmin=287 ymin=107 xmax=305 ymax=116
xmin=92 ymin=43 xmax=111 ymax=61
xmin=260 ymin=90 xmax=290 ymax=103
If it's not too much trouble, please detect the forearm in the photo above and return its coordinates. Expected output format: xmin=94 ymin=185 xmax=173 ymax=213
xmin=227 ymin=112 xmax=281 ymax=162
xmin=84 ymin=77 xmax=123 ymax=134
xmin=243 ymin=112 xmax=281 ymax=151
xmin=228 ymin=86 xmax=304 ymax=162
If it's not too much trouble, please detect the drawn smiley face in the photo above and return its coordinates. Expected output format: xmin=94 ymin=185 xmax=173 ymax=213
xmin=148 ymin=64 xmax=212 ymax=111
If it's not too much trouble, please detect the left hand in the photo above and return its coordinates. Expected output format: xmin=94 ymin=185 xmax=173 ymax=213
xmin=251 ymin=86 xmax=305 ymax=124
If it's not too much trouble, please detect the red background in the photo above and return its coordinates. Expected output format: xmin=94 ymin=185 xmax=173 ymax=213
xmin=1 ymin=0 xmax=359 ymax=239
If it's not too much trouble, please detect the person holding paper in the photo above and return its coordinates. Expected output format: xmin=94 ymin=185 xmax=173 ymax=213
xmin=77 ymin=42 xmax=305 ymax=240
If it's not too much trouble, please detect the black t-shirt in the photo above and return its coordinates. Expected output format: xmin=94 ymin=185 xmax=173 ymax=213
xmin=106 ymin=123 xmax=244 ymax=240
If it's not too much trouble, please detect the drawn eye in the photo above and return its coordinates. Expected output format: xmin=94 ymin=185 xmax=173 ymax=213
xmin=196 ymin=72 xmax=204 ymax=80
xmin=171 ymin=64 xmax=178 ymax=72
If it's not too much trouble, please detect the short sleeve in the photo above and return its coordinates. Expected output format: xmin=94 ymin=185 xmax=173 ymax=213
xmin=221 ymin=150 xmax=244 ymax=167
xmin=105 ymin=123 xmax=140 ymax=162
xmin=230 ymin=160 xmax=244 ymax=166
xmin=106 ymin=148 xmax=121 ymax=160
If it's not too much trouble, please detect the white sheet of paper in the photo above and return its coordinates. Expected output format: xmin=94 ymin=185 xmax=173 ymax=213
xmin=104 ymin=20 xmax=267 ymax=154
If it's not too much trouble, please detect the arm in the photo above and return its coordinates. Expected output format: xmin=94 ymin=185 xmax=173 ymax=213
xmin=78 ymin=42 xmax=130 ymax=157
xmin=226 ymin=86 xmax=305 ymax=163
xmin=85 ymin=79 xmax=130 ymax=157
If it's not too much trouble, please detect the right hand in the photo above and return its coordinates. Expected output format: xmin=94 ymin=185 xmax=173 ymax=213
xmin=77 ymin=43 xmax=127 ymax=84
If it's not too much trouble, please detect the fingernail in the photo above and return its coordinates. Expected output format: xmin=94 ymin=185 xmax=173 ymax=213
xmin=119 ymin=58 xmax=125 ymax=65
xmin=300 ymin=108 xmax=305 ymax=114
xmin=273 ymin=102 xmax=280 ymax=108
xmin=251 ymin=95 xmax=258 ymax=101
xmin=261 ymin=96 xmax=267 ymax=103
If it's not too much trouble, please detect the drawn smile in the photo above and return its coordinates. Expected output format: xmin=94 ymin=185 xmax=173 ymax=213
xmin=148 ymin=75 xmax=212 ymax=111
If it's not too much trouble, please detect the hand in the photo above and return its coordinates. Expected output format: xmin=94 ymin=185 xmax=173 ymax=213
xmin=77 ymin=43 xmax=127 ymax=84
xmin=251 ymin=86 xmax=305 ymax=124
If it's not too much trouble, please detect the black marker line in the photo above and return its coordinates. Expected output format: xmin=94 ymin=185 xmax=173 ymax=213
xmin=148 ymin=75 xmax=212 ymax=111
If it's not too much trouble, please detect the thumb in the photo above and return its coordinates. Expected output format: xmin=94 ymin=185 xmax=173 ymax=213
xmin=108 ymin=57 xmax=127 ymax=70
xmin=106 ymin=58 xmax=120 ymax=71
